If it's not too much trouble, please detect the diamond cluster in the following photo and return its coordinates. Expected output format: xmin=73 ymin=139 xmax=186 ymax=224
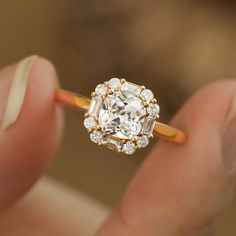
xmin=84 ymin=78 xmax=160 ymax=155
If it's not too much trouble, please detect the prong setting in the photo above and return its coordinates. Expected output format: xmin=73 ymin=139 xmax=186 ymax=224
xmin=140 ymin=85 xmax=146 ymax=91
xmin=120 ymin=78 xmax=126 ymax=84
xmin=151 ymin=98 xmax=157 ymax=104
xmin=91 ymin=92 xmax=96 ymax=97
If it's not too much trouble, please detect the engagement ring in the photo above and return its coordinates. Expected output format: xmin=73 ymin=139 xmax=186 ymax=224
xmin=56 ymin=78 xmax=186 ymax=155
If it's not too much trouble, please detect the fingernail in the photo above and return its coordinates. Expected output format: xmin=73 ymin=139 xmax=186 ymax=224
xmin=0 ymin=55 xmax=38 ymax=133
xmin=223 ymin=96 xmax=236 ymax=170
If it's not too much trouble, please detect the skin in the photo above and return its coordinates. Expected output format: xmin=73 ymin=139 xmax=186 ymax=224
xmin=0 ymin=58 xmax=235 ymax=235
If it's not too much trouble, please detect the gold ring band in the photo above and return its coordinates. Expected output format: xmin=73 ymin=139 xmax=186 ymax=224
xmin=55 ymin=89 xmax=186 ymax=144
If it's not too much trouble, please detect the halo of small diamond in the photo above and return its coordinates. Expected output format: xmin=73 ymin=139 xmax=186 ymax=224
xmin=141 ymin=89 xmax=154 ymax=102
xmin=95 ymin=84 xmax=107 ymax=96
xmin=84 ymin=78 xmax=160 ymax=155
xmin=123 ymin=141 xmax=136 ymax=155
xmin=137 ymin=135 xmax=149 ymax=148
xmin=90 ymin=131 xmax=103 ymax=144
xmin=108 ymin=78 xmax=121 ymax=91
xmin=84 ymin=117 xmax=97 ymax=129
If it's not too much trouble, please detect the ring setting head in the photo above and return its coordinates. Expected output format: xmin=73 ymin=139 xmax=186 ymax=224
xmin=84 ymin=78 xmax=160 ymax=155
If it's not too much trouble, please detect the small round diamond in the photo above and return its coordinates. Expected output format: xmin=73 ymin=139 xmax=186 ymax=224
xmin=108 ymin=78 xmax=121 ymax=91
xmin=147 ymin=104 xmax=160 ymax=117
xmin=123 ymin=141 xmax=136 ymax=155
xmin=137 ymin=136 xmax=149 ymax=148
xmin=90 ymin=131 xmax=103 ymax=144
xmin=95 ymin=84 xmax=107 ymax=96
xmin=84 ymin=117 xmax=97 ymax=129
xmin=141 ymin=89 xmax=154 ymax=102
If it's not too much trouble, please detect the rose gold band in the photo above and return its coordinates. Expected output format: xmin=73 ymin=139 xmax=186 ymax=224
xmin=55 ymin=89 xmax=186 ymax=144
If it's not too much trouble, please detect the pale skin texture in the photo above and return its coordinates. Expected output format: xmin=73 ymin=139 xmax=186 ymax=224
xmin=0 ymin=58 xmax=235 ymax=235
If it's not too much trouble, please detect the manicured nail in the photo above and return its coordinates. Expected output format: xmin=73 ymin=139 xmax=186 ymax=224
xmin=223 ymin=95 xmax=236 ymax=170
xmin=0 ymin=55 xmax=38 ymax=133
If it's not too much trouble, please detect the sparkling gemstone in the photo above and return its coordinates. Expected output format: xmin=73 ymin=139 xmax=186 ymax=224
xmin=90 ymin=131 xmax=103 ymax=143
xmin=141 ymin=89 xmax=154 ymax=102
xmin=88 ymin=97 xmax=102 ymax=117
xmin=147 ymin=104 xmax=160 ymax=117
xmin=121 ymin=82 xmax=141 ymax=95
xmin=85 ymin=80 xmax=159 ymax=154
xmin=102 ymin=137 xmax=122 ymax=152
xmin=108 ymin=78 xmax=121 ymax=91
xmin=137 ymin=135 xmax=149 ymax=148
xmin=123 ymin=141 xmax=136 ymax=155
xmin=84 ymin=117 xmax=97 ymax=129
xmin=95 ymin=84 xmax=107 ymax=96
xmin=98 ymin=92 xmax=146 ymax=139
xmin=143 ymin=117 xmax=156 ymax=135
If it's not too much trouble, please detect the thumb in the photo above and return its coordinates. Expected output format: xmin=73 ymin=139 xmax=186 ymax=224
xmin=0 ymin=56 xmax=64 ymax=210
xmin=97 ymin=80 xmax=236 ymax=236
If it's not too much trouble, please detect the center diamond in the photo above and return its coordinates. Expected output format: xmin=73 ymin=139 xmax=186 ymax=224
xmin=98 ymin=92 xmax=146 ymax=139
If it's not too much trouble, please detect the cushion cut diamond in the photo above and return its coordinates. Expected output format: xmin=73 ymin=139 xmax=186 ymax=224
xmin=98 ymin=92 xmax=146 ymax=139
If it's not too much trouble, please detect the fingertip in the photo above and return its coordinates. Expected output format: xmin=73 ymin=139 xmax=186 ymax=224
xmin=97 ymin=80 xmax=236 ymax=236
xmin=0 ymin=56 xmax=64 ymax=209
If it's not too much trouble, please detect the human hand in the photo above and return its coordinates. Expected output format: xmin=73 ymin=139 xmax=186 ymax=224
xmin=0 ymin=56 xmax=235 ymax=236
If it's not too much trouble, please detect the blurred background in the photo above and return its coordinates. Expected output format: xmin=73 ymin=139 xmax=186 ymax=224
xmin=0 ymin=0 xmax=236 ymax=235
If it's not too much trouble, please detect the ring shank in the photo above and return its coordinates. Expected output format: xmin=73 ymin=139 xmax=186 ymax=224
xmin=55 ymin=89 xmax=186 ymax=144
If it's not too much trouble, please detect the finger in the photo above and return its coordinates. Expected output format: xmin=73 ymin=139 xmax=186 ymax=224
xmin=97 ymin=80 xmax=236 ymax=236
xmin=0 ymin=56 xmax=64 ymax=209
xmin=0 ymin=178 xmax=109 ymax=236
